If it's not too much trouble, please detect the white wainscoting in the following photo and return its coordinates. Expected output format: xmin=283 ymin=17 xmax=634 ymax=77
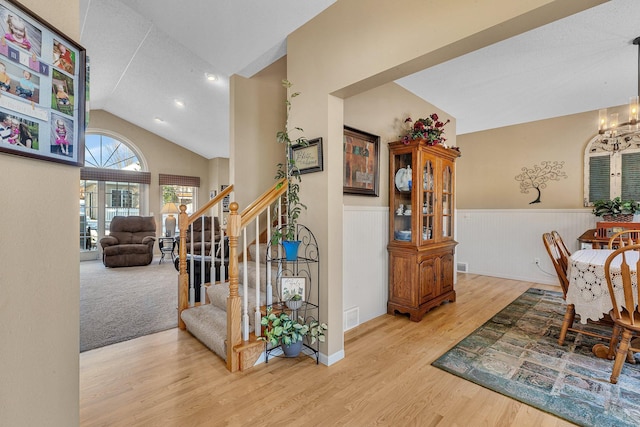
xmin=456 ymin=209 xmax=595 ymax=286
xmin=343 ymin=206 xmax=388 ymax=330
xmin=342 ymin=207 xmax=596 ymax=331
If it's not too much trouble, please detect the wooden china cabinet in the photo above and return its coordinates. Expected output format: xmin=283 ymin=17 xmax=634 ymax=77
xmin=387 ymin=140 xmax=460 ymax=321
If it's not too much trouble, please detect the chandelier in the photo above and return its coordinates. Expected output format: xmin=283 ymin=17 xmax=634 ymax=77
xmin=594 ymin=36 xmax=640 ymax=152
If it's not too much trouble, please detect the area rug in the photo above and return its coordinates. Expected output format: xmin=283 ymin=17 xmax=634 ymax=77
xmin=80 ymin=256 xmax=178 ymax=352
xmin=432 ymin=288 xmax=640 ymax=427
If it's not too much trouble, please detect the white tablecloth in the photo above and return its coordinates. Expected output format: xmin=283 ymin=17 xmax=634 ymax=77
xmin=566 ymin=249 xmax=639 ymax=324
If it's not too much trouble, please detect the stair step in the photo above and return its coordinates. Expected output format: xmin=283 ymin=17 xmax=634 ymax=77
xmin=181 ymin=304 xmax=227 ymax=360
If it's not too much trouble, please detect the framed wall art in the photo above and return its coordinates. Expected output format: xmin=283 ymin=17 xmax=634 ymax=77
xmin=221 ymin=184 xmax=230 ymax=212
xmin=290 ymin=137 xmax=323 ymax=174
xmin=343 ymin=126 xmax=379 ymax=196
xmin=0 ymin=0 xmax=86 ymax=167
xmin=281 ymin=276 xmax=306 ymax=301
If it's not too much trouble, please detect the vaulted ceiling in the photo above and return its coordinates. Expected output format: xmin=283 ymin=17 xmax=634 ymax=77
xmin=80 ymin=0 xmax=639 ymax=159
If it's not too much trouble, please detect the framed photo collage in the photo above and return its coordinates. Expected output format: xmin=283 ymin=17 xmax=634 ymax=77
xmin=0 ymin=0 xmax=86 ymax=166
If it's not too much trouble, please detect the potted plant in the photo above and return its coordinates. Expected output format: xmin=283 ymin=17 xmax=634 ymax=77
xmin=271 ymin=79 xmax=308 ymax=260
xmin=285 ymin=293 xmax=303 ymax=310
xmin=259 ymin=308 xmax=328 ymax=357
xmin=592 ymin=197 xmax=639 ymax=221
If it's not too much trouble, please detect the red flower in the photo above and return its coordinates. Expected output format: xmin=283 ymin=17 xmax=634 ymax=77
xmin=398 ymin=114 xmax=453 ymax=149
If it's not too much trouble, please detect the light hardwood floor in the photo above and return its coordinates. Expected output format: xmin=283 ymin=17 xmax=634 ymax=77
xmin=80 ymin=274 xmax=575 ymax=426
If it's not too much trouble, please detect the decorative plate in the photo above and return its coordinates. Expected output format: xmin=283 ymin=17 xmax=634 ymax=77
xmin=395 ymin=168 xmax=410 ymax=191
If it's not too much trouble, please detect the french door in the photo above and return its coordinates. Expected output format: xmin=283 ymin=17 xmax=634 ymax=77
xmin=80 ymin=180 xmax=144 ymax=261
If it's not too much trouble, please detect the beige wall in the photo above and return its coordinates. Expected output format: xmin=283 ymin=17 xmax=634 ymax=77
xmin=344 ymin=83 xmax=457 ymax=208
xmin=230 ymin=57 xmax=286 ymax=211
xmin=0 ymin=1 xmax=81 ymax=426
xmin=285 ymin=0 xmax=604 ymax=359
xmin=456 ymin=106 xmax=626 ymax=209
xmin=88 ymin=110 xmax=212 ymax=233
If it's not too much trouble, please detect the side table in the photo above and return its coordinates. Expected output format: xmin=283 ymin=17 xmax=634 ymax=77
xmin=158 ymin=236 xmax=176 ymax=264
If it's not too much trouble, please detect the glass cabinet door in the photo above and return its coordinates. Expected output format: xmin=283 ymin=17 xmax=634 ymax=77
xmin=442 ymin=163 xmax=453 ymax=238
xmin=392 ymin=152 xmax=413 ymax=242
xmin=421 ymin=159 xmax=434 ymax=243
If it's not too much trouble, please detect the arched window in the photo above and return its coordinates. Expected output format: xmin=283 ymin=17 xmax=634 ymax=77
xmin=84 ymin=133 xmax=144 ymax=170
xmin=80 ymin=132 xmax=150 ymax=258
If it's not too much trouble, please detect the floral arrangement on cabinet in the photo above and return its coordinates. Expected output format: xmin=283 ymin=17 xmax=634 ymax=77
xmin=400 ymin=113 xmax=457 ymax=150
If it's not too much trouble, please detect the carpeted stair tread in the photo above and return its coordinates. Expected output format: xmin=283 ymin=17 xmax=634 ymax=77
xmin=181 ymin=245 xmax=280 ymax=361
xmin=237 ymin=260 xmax=279 ymax=294
xmin=181 ymin=304 xmax=228 ymax=361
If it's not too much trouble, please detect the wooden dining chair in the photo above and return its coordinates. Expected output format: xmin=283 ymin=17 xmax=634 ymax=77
xmin=542 ymin=232 xmax=612 ymax=346
xmin=603 ymin=244 xmax=640 ymax=384
xmin=551 ymin=230 xmax=571 ymax=272
xmin=607 ymin=229 xmax=640 ymax=249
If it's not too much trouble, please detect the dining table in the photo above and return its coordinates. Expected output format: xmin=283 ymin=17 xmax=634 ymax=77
xmin=566 ymin=248 xmax=640 ymax=359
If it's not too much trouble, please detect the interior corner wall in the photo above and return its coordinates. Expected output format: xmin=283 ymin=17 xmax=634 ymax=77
xmin=230 ymin=57 xmax=286 ymax=213
xmin=286 ymin=0 xmax=597 ymax=362
xmin=456 ymin=108 xmax=614 ymax=209
xmin=343 ymin=82 xmax=457 ymax=208
xmin=0 ymin=1 xmax=81 ymax=426
xmin=342 ymin=82 xmax=457 ymax=327
xmin=88 ymin=110 xmax=210 ymax=237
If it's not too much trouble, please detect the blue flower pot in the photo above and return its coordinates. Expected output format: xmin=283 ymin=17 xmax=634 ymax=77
xmin=281 ymin=339 xmax=303 ymax=357
xmin=282 ymin=240 xmax=301 ymax=261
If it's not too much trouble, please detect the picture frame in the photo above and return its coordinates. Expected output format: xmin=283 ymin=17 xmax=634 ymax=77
xmin=281 ymin=276 xmax=306 ymax=301
xmin=0 ymin=0 xmax=86 ymax=167
xmin=290 ymin=137 xmax=323 ymax=174
xmin=221 ymin=184 xmax=230 ymax=212
xmin=343 ymin=126 xmax=379 ymax=196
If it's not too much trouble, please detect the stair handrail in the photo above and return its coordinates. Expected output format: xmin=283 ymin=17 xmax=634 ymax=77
xmin=240 ymin=177 xmax=287 ymax=228
xmin=177 ymin=185 xmax=233 ymax=329
xmin=186 ymin=184 xmax=234 ymax=226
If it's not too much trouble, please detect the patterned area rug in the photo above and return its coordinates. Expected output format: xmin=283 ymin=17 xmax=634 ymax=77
xmin=433 ymin=288 xmax=640 ymax=427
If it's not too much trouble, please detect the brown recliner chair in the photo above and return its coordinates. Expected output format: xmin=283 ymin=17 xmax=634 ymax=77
xmin=100 ymin=216 xmax=156 ymax=267
xmin=185 ymin=216 xmax=220 ymax=255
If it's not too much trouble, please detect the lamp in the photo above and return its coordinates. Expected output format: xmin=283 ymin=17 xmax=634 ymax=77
xmin=161 ymin=202 xmax=180 ymax=237
xmin=594 ymin=36 xmax=640 ymax=152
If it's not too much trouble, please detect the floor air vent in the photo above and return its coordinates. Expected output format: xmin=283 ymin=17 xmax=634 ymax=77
xmin=457 ymin=262 xmax=469 ymax=273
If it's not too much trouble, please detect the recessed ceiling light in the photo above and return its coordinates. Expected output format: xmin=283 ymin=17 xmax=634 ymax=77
xmin=154 ymin=117 xmax=164 ymax=123
xmin=174 ymin=99 xmax=185 ymax=107
xmin=205 ymin=73 xmax=217 ymax=81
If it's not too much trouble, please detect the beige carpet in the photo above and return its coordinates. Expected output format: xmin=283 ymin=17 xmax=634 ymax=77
xmin=80 ymin=256 xmax=178 ymax=352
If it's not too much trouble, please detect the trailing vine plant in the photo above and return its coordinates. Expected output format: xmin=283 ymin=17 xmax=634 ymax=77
xmin=272 ymin=80 xmax=308 ymax=243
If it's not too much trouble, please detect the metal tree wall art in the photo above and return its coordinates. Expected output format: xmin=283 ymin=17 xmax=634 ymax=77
xmin=515 ymin=161 xmax=567 ymax=204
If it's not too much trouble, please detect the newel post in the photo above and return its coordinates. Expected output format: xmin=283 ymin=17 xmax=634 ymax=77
xmin=177 ymin=204 xmax=189 ymax=330
xmin=226 ymin=202 xmax=242 ymax=372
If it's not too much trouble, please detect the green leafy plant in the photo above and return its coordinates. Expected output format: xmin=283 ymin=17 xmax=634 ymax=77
xmin=259 ymin=308 xmax=327 ymax=347
xmin=272 ymin=79 xmax=308 ymax=244
xmin=592 ymin=197 xmax=640 ymax=217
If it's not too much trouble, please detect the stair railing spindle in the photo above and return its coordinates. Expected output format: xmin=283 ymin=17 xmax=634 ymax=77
xmin=189 ymin=221 xmax=195 ymax=306
xmin=200 ymin=215 xmax=206 ymax=304
xmin=266 ymin=206 xmax=272 ymax=306
xmin=242 ymin=229 xmax=249 ymax=341
xmin=254 ymin=218 xmax=261 ymax=337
